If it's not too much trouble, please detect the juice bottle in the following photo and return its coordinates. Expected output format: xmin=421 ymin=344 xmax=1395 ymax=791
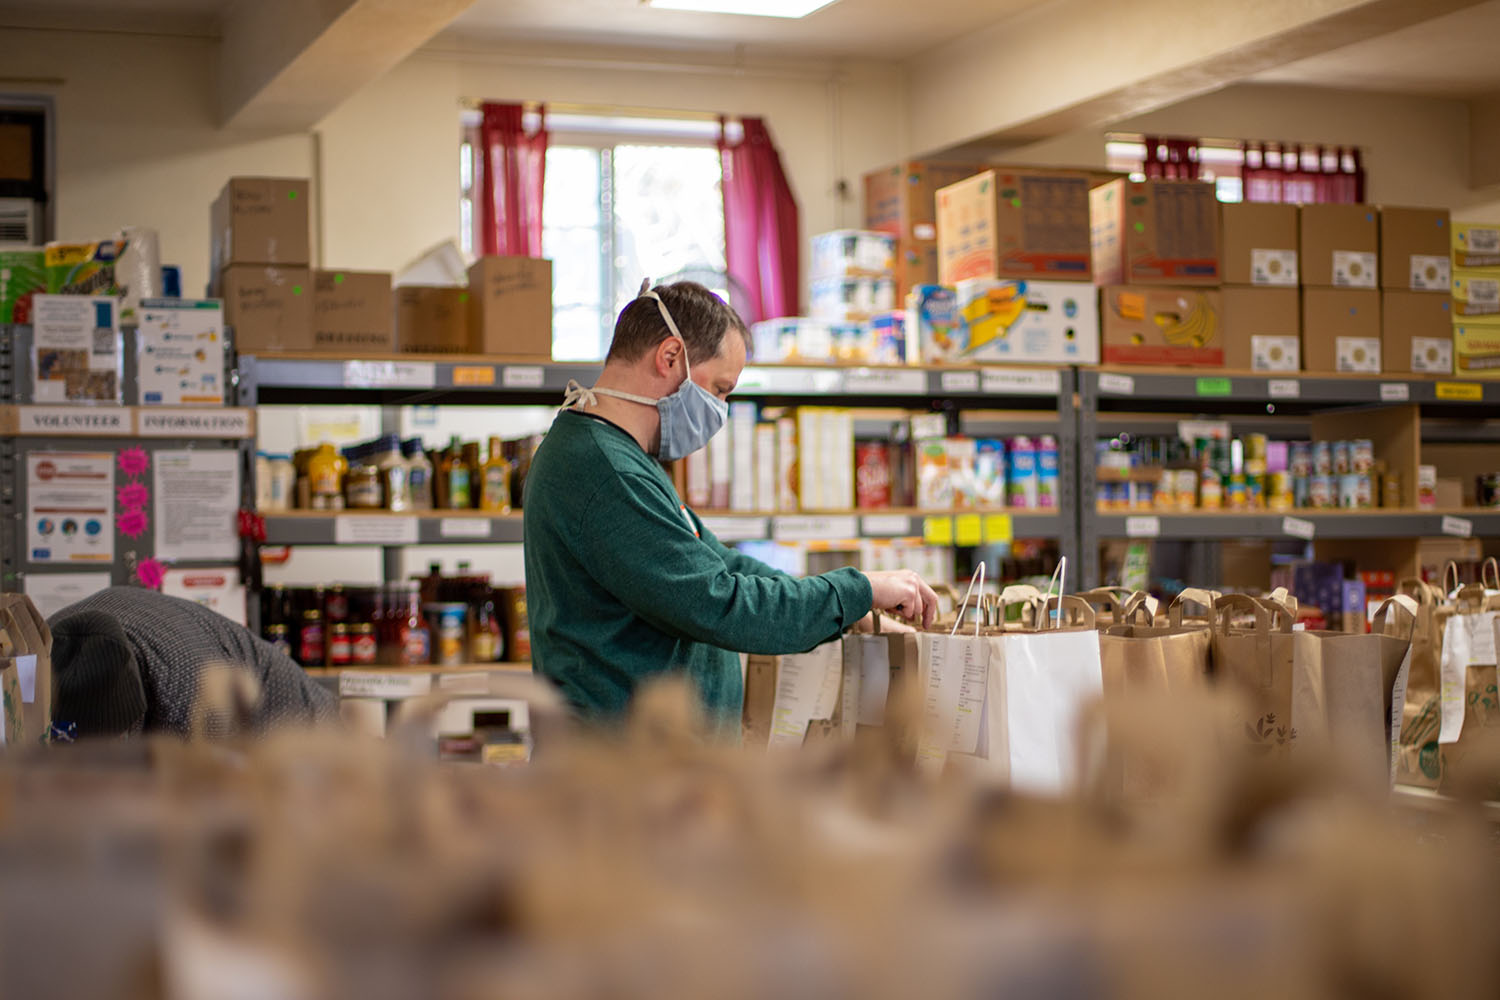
xmin=307 ymin=442 xmax=347 ymax=511
xmin=479 ymin=435 xmax=512 ymax=512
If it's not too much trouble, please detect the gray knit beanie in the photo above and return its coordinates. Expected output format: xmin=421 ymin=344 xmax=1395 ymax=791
xmin=50 ymin=610 xmax=147 ymax=736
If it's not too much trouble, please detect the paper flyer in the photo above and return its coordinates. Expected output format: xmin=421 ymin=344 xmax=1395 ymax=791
xmin=153 ymin=449 xmax=241 ymax=561
xmin=137 ymin=299 xmax=226 ymax=405
xmin=23 ymin=571 xmax=112 ymax=619
xmin=26 ymin=452 xmax=114 ymax=563
xmin=161 ymin=567 xmax=246 ymax=626
xmin=31 ymin=294 xmax=122 ymax=403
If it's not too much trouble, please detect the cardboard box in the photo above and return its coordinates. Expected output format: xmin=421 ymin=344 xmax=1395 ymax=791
xmin=1381 ymin=290 xmax=1453 ymax=374
xmin=220 ymin=264 xmax=313 ymax=353
xmin=210 ymin=177 xmax=310 ymax=272
xmin=312 ymin=270 xmax=393 ymax=354
xmin=864 ymin=161 xmax=983 ymax=241
xmin=1379 ymin=206 xmax=1451 ymax=291
xmin=1453 ymin=317 xmax=1500 ymax=377
xmin=1221 ymin=287 xmax=1300 ymax=370
xmin=894 ymin=238 xmax=940 ymax=299
xmin=396 ymin=286 xmax=471 ymax=353
xmin=1100 ymin=286 xmax=1223 ymax=366
xmin=1090 ymin=179 xmax=1220 ymax=286
xmin=936 ymin=169 xmax=1093 ymax=285
xmin=918 ymin=278 xmax=1100 ymax=365
xmin=1452 ymin=221 xmax=1500 ymax=268
xmin=1220 ymin=203 xmax=1298 ymax=286
xmin=1301 ymin=287 xmax=1381 ymax=372
xmin=1299 ymin=204 xmax=1378 ymax=287
xmin=1451 ymin=268 xmax=1500 ymax=316
xmin=467 ymin=256 xmax=552 ymax=359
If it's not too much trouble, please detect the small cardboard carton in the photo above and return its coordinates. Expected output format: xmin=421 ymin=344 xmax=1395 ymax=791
xmin=467 ymin=257 xmax=553 ymax=359
xmin=1100 ymin=286 xmax=1223 ymax=366
xmin=1452 ymin=221 xmax=1500 ymax=268
xmin=396 ymin=286 xmax=471 ymax=354
xmin=1220 ymin=203 xmax=1298 ymax=286
xmin=1090 ymin=179 xmax=1221 ymax=286
xmin=313 ymin=270 xmax=393 ymax=354
xmin=936 ymin=169 xmax=1093 ymax=285
xmin=1451 ymin=268 xmax=1500 ymax=317
xmin=1302 ymin=287 xmax=1381 ymax=372
xmin=220 ymin=264 xmax=313 ymax=354
xmin=1453 ymin=317 xmax=1500 ymax=378
xmin=210 ymin=177 xmax=311 ymax=272
xmin=1381 ymin=290 xmax=1453 ymax=374
xmin=864 ymin=161 xmax=984 ymax=241
xmin=1378 ymin=206 xmax=1451 ymax=292
xmin=1221 ymin=286 xmax=1300 ymax=371
xmin=1299 ymin=204 xmax=1378 ymax=287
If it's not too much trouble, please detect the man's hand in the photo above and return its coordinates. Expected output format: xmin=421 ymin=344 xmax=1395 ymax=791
xmin=864 ymin=570 xmax=940 ymax=630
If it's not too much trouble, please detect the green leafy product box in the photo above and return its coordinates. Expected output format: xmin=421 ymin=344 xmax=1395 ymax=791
xmin=0 ymin=247 xmax=45 ymax=324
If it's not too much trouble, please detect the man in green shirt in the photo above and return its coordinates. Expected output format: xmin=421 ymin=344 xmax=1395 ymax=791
xmin=523 ymin=280 xmax=938 ymax=736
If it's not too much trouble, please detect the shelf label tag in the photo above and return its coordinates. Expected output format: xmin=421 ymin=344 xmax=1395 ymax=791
xmin=451 ymin=366 xmax=496 ymax=387
xmin=772 ymin=515 xmax=857 ymax=541
xmin=940 ymin=370 xmax=980 ymax=394
xmin=438 ymin=672 xmax=491 ymax=695
xmin=1195 ymin=377 xmax=1232 ymax=397
xmin=334 ymin=516 xmax=420 ymax=545
xmin=1125 ymin=515 xmax=1160 ymax=538
xmin=1436 ymin=381 xmax=1483 ymax=401
xmin=922 ymin=516 xmax=954 ymax=545
xmin=439 ymin=518 xmax=492 ymax=539
xmin=136 ymin=408 xmax=253 ymax=438
xmin=340 ymin=671 xmax=432 ymax=699
xmin=984 ymin=513 xmax=1014 ymax=544
xmin=955 ymin=513 xmax=983 ymax=546
xmin=701 ymin=516 xmax=768 ymax=541
xmin=981 ymin=368 xmax=1061 ymax=394
xmin=501 ymin=365 xmax=546 ymax=389
xmin=1379 ymin=382 xmax=1410 ymax=402
xmin=1098 ymin=373 xmax=1135 ymax=395
xmin=16 ymin=406 xmax=132 ymax=435
xmin=342 ymin=360 xmax=435 ymax=389
xmin=1442 ymin=515 xmax=1473 ymax=538
xmin=1282 ymin=515 xmax=1316 ymax=540
xmin=738 ymin=366 xmax=845 ymax=394
xmin=1267 ymin=379 xmax=1300 ymax=399
xmin=860 ymin=514 xmax=912 ymax=537
xmin=844 ymin=368 xmax=926 ymax=394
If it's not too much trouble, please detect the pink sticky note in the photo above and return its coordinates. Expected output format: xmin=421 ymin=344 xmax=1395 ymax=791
xmin=136 ymin=558 xmax=165 ymax=590
xmin=117 ymin=447 xmax=149 ymax=478
xmin=118 ymin=508 xmax=149 ymax=539
xmin=116 ymin=483 xmax=149 ymax=509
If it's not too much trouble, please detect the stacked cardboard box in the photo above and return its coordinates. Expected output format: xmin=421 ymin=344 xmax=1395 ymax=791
xmin=1093 ymin=179 xmax=1223 ymax=366
xmin=212 ymin=177 xmax=314 ymax=353
xmin=863 ymin=161 xmax=983 ymax=299
xmin=1451 ymin=221 xmax=1500 ymax=377
xmin=1219 ymin=203 xmax=1301 ymax=371
xmin=1379 ymin=207 xmax=1452 ymax=374
xmin=1299 ymin=204 xmax=1381 ymax=373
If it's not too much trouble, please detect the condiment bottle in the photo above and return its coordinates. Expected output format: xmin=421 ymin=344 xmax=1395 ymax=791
xmin=402 ymin=437 xmax=433 ymax=510
xmin=479 ymin=435 xmax=512 ymax=512
xmin=307 ymin=442 xmax=347 ymax=511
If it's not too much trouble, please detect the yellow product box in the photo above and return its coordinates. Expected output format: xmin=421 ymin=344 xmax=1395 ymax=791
xmin=1451 ymin=268 xmax=1500 ymax=316
xmin=1452 ymin=222 xmax=1500 ymax=269
xmin=44 ymin=240 xmax=125 ymax=295
xmin=1453 ymin=317 xmax=1500 ymax=377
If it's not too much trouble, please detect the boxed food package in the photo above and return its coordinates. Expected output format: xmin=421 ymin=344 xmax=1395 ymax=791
xmin=1380 ymin=290 xmax=1453 ymax=374
xmin=1378 ymin=206 xmax=1450 ymax=291
xmin=869 ymin=312 xmax=906 ymax=364
xmin=1451 ymin=221 xmax=1500 ymax=268
xmin=0 ymin=246 xmax=44 ymax=323
xmin=906 ymin=285 xmax=958 ymax=362
xmin=915 ymin=436 xmax=951 ymax=509
xmin=1301 ymin=287 xmax=1381 ymax=373
xmin=864 ymin=161 xmax=983 ymax=241
xmin=1220 ymin=203 xmax=1298 ymax=286
xmin=467 ymin=256 xmax=552 ymax=359
xmin=1220 ymin=287 xmax=1300 ymax=371
xmin=1299 ymin=204 xmax=1378 ymax=287
xmin=312 ymin=270 xmax=393 ymax=353
xmin=916 ymin=278 xmax=1100 ymax=365
xmin=1100 ymin=286 xmax=1224 ymax=366
xmin=809 ymin=275 xmax=896 ymax=322
xmin=220 ymin=264 xmax=313 ymax=354
xmin=1453 ymin=318 xmax=1500 ymax=377
xmin=1451 ymin=268 xmax=1500 ymax=316
xmin=936 ymin=169 xmax=1093 ymax=285
xmin=810 ymin=230 xmax=895 ymax=279
xmin=750 ymin=317 xmax=833 ymax=362
xmin=1090 ymin=179 xmax=1221 ymax=286
xmin=210 ymin=177 xmax=310 ymax=274
xmin=397 ymin=286 xmax=471 ymax=353
xmin=44 ymin=240 xmax=124 ymax=295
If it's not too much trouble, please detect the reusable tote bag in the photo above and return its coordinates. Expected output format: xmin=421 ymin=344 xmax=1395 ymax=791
xmin=1211 ymin=593 xmax=1298 ymax=754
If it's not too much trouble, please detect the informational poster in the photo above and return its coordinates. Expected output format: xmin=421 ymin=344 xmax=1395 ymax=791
xmin=137 ymin=299 xmax=226 ymax=405
xmin=26 ymin=452 xmax=114 ymax=563
xmin=161 ymin=567 xmax=246 ymax=626
xmin=31 ymin=294 xmax=122 ymax=403
xmin=23 ymin=571 xmax=112 ymax=619
xmin=153 ymin=449 xmax=240 ymax=561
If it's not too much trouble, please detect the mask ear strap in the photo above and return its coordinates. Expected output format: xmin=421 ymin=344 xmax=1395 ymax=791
xmin=638 ymin=279 xmax=690 ymax=378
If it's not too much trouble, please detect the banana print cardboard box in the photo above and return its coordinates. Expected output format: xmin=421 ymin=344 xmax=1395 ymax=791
xmin=1100 ymin=286 xmax=1223 ymax=366
xmin=912 ymin=278 xmax=1100 ymax=365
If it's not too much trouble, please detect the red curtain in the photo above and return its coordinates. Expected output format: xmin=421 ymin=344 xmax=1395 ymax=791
xmin=1142 ymin=136 xmax=1200 ymax=180
xmin=1242 ymin=142 xmax=1365 ymax=204
xmin=719 ymin=116 xmax=799 ymax=323
xmin=477 ymin=102 xmax=548 ymax=257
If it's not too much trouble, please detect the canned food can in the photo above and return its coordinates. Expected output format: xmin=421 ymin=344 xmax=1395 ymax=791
xmin=1292 ymin=475 xmax=1310 ymax=509
xmin=1332 ymin=441 xmax=1351 ymax=476
xmin=1269 ymin=472 xmax=1292 ymax=511
xmin=1338 ymin=474 xmax=1361 ymax=509
xmin=1312 ymin=441 xmax=1332 ymax=476
xmin=1310 ymin=475 xmax=1334 ymax=509
xmin=1477 ymin=473 xmax=1500 ymax=508
xmin=1290 ymin=442 xmax=1313 ymax=478
xmin=1200 ymin=472 xmax=1223 ymax=510
xmin=1352 ymin=439 xmax=1375 ymax=474
xmin=1227 ymin=474 xmax=1249 ymax=510
xmin=1354 ymin=473 xmax=1373 ymax=508
xmin=424 ymin=602 xmax=469 ymax=666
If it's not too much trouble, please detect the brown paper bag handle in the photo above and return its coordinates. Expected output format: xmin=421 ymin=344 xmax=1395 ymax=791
xmin=0 ymin=595 xmax=50 ymax=653
xmin=1456 ymin=583 xmax=1488 ymax=613
xmin=1265 ymin=586 xmax=1299 ymax=618
xmin=1169 ymin=587 xmax=1220 ymax=627
xmin=1397 ymin=577 xmax=1436 ymax=607
xmin=1215 ymin=593 xmax=1290 ymax=634
xmin=1371 ymin=594 xmax=1419 ymax=639
xmin=1041 ymin=594 xmax=1098 ymax=630
xmin=1119 ymin=591 xmax=1158 ymax=625
xmin=1443 ymin=561 xmax=1461 ymax=600
xmin=1076 ymin=586 xmax=1130 ymax=618
xmin=1484 ymin=557 xmax=1500 ymax=593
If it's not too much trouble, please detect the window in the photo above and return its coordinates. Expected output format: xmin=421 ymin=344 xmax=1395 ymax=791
xmin=1105 ymin=133 xmax=1366 ymax=205
xmin=461 ymin=111 xmax=732 ymax=361
xmin=1105 ymin=134 xmax=1245 ymax=202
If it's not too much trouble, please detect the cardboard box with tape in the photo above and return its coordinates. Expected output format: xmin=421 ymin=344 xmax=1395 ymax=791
xmin=1381 ymin=290 xmax=1453 ymax=374
xmin=1220 ymin=203 xmax=1298 ymax=286
xmin=1378 ymin=206 xmax=1451 ymax=292
xmin=936 ymin=169 xmax=1094 ymax=285
xmin=1302 ymin=287 xmax=1381 ymax=372
xmin=468 ymin=256 xmax=553 ymax=359
xmin=397 ymin=286 xmax=471 ymax=354
xmin=865 ymin=161 xmax=984 ymax=242
xmin=313 ymin=270 xmax=393 ymax=354
xmin=210 ymin=177 xmax=310 ymax=274
xmin=1300 ymin=204 xmax=1378 ymax=288
xmin=1100 ymin=286 xmax=1223 ymax=366
xmin=1221 ymin=287 xmax=1300 ymax=371
xmin=1091 ymin=179 xmax=1221 ymax=286
xmin=221 ymin=264 xmax=313 ymax=353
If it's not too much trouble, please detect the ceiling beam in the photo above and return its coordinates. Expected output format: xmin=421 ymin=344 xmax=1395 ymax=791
xmin=220 ymin=0 xmax=476 ymax=130
xmin=905 ymin=0 xmax=1489 ymax=158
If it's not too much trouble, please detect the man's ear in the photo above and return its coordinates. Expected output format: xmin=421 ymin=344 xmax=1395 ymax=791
xmin=654 ymin=336 xmax=684 ymax=378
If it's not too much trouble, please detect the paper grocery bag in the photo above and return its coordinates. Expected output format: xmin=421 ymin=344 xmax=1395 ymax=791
xmin=1290 ymin=595 xmax=1415 ymax=790
xmin=1438 ymin=585 xmax=1495 ymax=747
xmin=741 ymin=639 xmax=843 ymax=748
xmin=840 ymin=619 xmax=922 ymax=755
xmin=1099 ymin=593 xmax=1212 ymax=700
xmin=1211 ymin=594 xmax=1298 ymax=755
xmin=1394 ymin=578 xmax=1446 ymax=788
xmin=0 ymin=595 xmax=51 ymax=745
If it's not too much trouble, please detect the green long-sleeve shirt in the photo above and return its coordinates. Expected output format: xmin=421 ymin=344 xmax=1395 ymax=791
xmin=522 ymin=410 xmax=873 ymax=736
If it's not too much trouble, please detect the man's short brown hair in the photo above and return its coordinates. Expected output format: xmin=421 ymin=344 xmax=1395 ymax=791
xmin=606 ymin=281 xmax=751 ymax=366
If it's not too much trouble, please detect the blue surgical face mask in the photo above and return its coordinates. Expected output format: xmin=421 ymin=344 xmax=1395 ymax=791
xmin=562 ymin=283 xmax=729 ymax=462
